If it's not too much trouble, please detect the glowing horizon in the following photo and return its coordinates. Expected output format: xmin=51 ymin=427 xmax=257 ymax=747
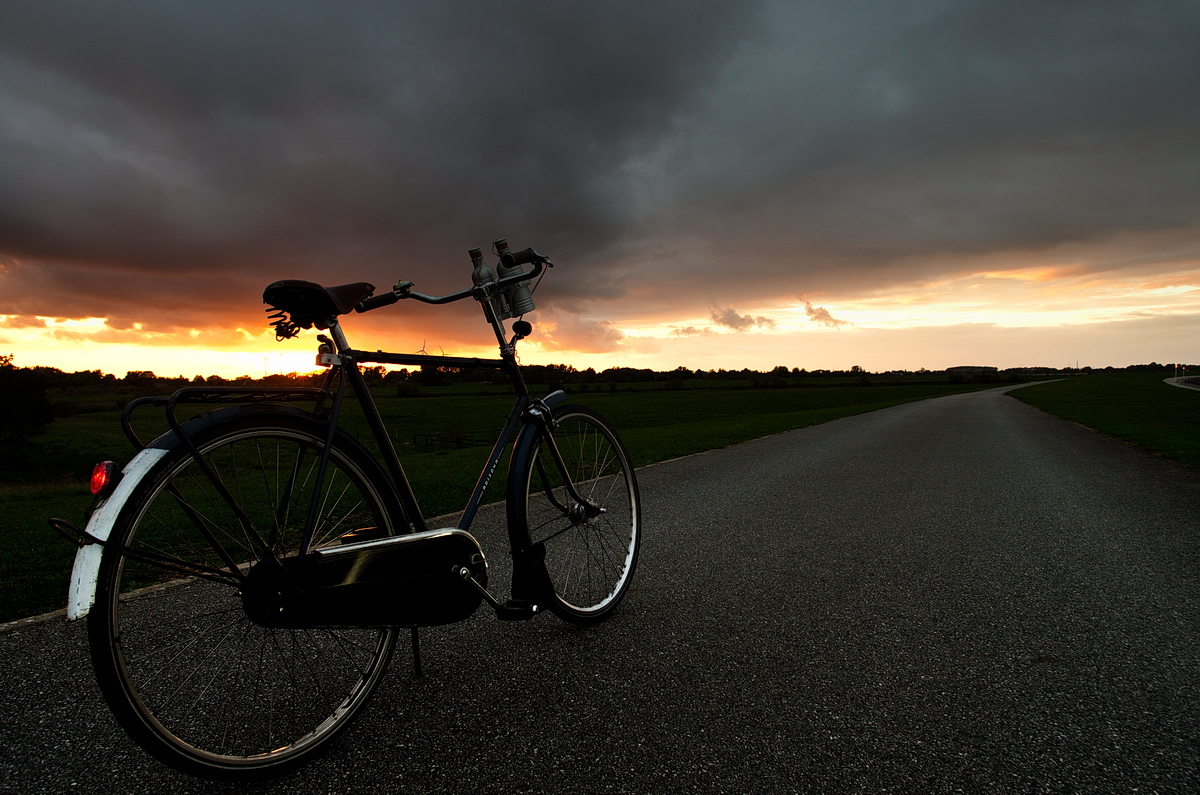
xmin=6 ymin=259 xmax=1198 ymax=378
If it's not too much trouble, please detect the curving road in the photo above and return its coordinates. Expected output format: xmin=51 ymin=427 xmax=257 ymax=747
xmin=3 ymin=384 xmax=1198 ymax=792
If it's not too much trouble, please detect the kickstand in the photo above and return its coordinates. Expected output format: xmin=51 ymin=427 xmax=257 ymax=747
xmin=410 ymin=627 xmax=422 ymax=678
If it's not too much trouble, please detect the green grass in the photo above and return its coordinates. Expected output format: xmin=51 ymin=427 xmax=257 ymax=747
xmin=2 ymin=484 xmax=95 ymax=625
xmin=2 ymin=380 xmax=999 ymax=623
xmin=10 ymin=373 xmax=1194 ymax=624
xmin=1013 ymin=372 xmax=1200 ymax=470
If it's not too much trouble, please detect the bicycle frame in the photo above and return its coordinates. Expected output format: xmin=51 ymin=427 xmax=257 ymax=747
xmin=312 ymin=326 xmax=576 ymax=615
xmin=318 ymin=321 xmax=568 ymax=550
xmin=306 ymin=253 xmax=596 ymax=558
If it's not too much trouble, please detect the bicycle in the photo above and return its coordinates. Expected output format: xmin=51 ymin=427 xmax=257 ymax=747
xmin=49 ymin=240 xmax=641 ymax=779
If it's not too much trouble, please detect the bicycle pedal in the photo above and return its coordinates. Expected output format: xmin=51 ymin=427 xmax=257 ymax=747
xmin=495 ymin=600 xmax=539 ymax=621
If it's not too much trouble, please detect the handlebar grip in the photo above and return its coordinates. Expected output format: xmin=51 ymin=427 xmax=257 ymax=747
xmin=499 ymin=247 xmax=540 ymax=269
xmin=356 ymin=291 xmax=401 ymax=313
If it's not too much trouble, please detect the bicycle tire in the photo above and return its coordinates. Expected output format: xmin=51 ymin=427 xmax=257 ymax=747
xmin=508 ymin=404 xmax=640 ymax=625
xmin=89 ymin=411 xmax=402 ymax=779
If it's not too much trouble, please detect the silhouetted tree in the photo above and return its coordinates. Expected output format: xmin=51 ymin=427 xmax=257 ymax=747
xmin=0 ymin=354 xmax=55 ymax=471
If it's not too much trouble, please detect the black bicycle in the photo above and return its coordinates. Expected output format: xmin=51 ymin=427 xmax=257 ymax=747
xmin=50 ymin=240 xmax=640 ymax=779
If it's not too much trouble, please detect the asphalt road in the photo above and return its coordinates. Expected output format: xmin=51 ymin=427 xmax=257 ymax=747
xmin=3 ymin=384 xmax=1198 ymax=793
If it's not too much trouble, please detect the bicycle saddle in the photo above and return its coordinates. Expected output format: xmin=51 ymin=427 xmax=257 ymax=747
xmin=263 ymin=279 xmax=375 ymax=338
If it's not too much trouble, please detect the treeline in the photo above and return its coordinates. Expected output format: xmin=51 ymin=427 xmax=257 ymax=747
xmin=4 ymin=356 xmax=1195 ymax=402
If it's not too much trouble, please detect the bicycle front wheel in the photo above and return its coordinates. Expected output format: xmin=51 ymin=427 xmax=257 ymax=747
xmin=508 ymin=405 xmax=640 ymax=625
xmin=89 ymin=412 xmax=402 ymax=779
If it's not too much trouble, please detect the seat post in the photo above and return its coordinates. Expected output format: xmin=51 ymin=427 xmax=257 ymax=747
xmin=329 ymin=322 xmax=352 ymax=353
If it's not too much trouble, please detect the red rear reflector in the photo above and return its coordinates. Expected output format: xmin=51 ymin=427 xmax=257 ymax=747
xmin=90 ymin=461 xmax=118 ymax=497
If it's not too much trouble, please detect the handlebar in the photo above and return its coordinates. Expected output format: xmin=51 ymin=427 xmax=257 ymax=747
xmin=355 ymin=290 xmax=404 ymax=313
xmin=355 ymin=254 xmax=549 ymax=314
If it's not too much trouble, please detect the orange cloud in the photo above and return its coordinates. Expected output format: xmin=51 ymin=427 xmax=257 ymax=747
xmin=804 ymin=302 xmax=852 ymax=329
xmin=0 ymin=315 xmax=46 ymax=329
xmin=536 ymin=314 xmax=626 ymax=353
xmin=710 ymin=306 xmax=775 ymax=331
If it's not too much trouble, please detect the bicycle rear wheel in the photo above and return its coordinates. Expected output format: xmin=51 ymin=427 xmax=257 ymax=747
xmin=89 ymin=412 xmax=401 ymax=779
xmin=508 ymin=405 xmax=640 ymax=625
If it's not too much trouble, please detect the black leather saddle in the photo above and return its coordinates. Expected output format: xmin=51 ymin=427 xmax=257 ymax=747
xmin=263 ymin=279 xmax=375 ymax=338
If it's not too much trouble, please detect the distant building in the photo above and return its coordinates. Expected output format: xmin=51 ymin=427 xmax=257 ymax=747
xmin=946 ymin=366 xmax=998 ymax=374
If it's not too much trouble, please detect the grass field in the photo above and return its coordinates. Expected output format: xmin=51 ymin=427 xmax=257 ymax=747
xmin=6 ymin=372 xmax=1194 ymax=624
xmin=1013 ymin=372 xmax=1200 ymax=471
xmin=3 ymin=380 xmax=995 ymax=623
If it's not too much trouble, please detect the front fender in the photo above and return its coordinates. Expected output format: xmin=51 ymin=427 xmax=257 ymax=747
xmin=67 ymin=447 xmax=168 ymax=620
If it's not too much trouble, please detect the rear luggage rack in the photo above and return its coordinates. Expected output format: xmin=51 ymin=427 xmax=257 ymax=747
xmin=121 ymin=386 xmax=328 ymax=451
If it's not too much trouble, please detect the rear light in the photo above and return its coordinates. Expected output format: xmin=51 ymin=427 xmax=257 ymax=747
xmin=90 ymin=461 xmax=120 ymax=498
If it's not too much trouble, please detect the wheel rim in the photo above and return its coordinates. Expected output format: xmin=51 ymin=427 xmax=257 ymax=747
xmin=525 ymin=413 xmax=639 ymax=615
xmin=99 ymin=426 xmax=397 ymax=769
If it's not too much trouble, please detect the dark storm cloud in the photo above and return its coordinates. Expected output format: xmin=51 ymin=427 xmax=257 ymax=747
xmin=0 ymin=0 xmax=756 ymax=332
xmin=1 ymin=0 xmax=1198 ymax=340
xmin=626 ymin=0 xmax=1200 ymax=302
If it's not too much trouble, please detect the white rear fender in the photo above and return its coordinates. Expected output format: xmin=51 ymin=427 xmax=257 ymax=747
xmin=67 ymin=447 xmax=169 ymax=620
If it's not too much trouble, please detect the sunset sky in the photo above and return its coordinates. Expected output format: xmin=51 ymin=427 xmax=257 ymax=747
xmin=2 ymin=1 xmax=1198 ymax=378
